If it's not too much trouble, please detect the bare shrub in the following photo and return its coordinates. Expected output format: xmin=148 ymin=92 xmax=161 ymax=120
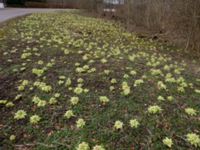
xmin=79 ymin=0 xmax=200 ymax=55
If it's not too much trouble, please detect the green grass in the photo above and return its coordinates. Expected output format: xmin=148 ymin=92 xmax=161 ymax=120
xmin=0 ymin=11 xmax=200 ymax=150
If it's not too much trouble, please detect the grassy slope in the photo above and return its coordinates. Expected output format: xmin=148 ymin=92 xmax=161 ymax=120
xmin=0 ymin=11 xmax=200 ymax=150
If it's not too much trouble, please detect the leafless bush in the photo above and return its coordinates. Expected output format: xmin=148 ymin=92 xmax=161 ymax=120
xmin=79 ymin=0 xmax=200 ymax=55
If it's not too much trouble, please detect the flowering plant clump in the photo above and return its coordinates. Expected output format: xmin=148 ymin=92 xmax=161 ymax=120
xmin=14 ymin=110 xmax=27 ymax=120
xmin=167 ymin=96 xmax=174 ymax=101
xmin=195 ymin=89 xmax=200 ymax=94
xmin=148 ymin=105 xmax=162 ymax=114
xmin=70 ymin=97 xmax=79 ymax=105
xmin=76 ymin=118 xmax=86 ymax=128
xmin=34 ymin=81 xmax=52 ymax=92
xmin=37 ymin=60 xmax=44 ymax=65
xmin=65 ymin=78 xmax=72 ymax=87
xmin=157 ymin=81 xmax=167 ymax=90
xmin=32 ymin=68 xmax=44 ymax=77
xmin=129 ymin=119 xmax=140 ymax=128
xmin=32 ymin=96 xmax=40 ymax=104
xmin=130 ymin=70 xmax=137 ymax=76
xmin=101 ymin=58 xmax=107 ymax=63
xmin=49 ymin=97 xmax=57 ymax=105
xmin=111 ymin=78 xmax=117 ymax=84
xmin=74 ymin=87 xmax=83 ymax=95
xmin=163 ymin=137 xmax=173 ymax=148
xmin=77 ymin=142 xmax=90 ymax=150
xmin=186 ymin=133 xmax=200 ymax=147
xmin=99 ymin=96 xmax=110 ymax=105
xmin=134 ymin=79 xmax=144 ymax=87
xmin=54 ymin=93 xmax=60 ymax=98
xmin=64 ymin=110 xmax=75 ymax=119
xmin=114 ymin=120 xmax=123 ymax=130
xmin=30 ymin=115 xmax=41 ymax=124
xmin=185 ymin=108 xmax=197 ymax=116
xmin=150 ymin=69 xmax=163 ymax=76
xmin=18 ymin=80 xmax=29 ymax=91
xmin=21 ymin=52 xmax=32 ymax=59
xmin=9 ymin=135 xmax=16 ymax=141
xmin=122 ymin=81 xmax=130 ymax=95
xmin=104 ymin=70 xmax=110 ymax=75
xmin=77 ymin=78 xmax=84 ymax=83
xmin=157 ymin=96 xmax=165 ymax=101
xmin=22 ymin=80 xmax=29 ymax=86
xmin=0 ymin=100 xmax=8 ymax=104
xmin=37 ymin=100 xmax=47 ymax=107
xmin=93 ymin=145 xmax=105 ymax=150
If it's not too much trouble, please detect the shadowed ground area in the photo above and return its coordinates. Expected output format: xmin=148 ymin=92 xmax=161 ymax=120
xmin=0 ymin=11 xmax=200 ymax=150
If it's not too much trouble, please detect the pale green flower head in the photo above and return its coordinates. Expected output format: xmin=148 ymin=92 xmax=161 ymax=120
xmin=77 ymin=142 xmax=90 ymax=150
xmin=195 ymin=89 xmax=200 ymax=94
xmin=110 ymin=86 xmax=115 ymax=91
xmin=157 ymin=81 xmax=167 ymax=90
xmin=99 ymin=96 xmax=110 ymax=105
xmin=83 ymin=65 xmax=89 ymax=70
xmin=111 ymin=78 xmax=117 ymax=84
xmin=77 ymin=78 xmax=84 ymax=83
xmin=84 ymin=88 xmax=89 ymax=93
xmin=54 ymin=93 xmax=60 ymax=98
xmin=104 ymin=70 xmax=110 ymax=75
xmin=0 ymin=100 xmax=7 ymax=104
xmin=76 ymin=67 xmax=84 ymax=73
xmin=41 ymin=85 xmax=52 ymax=93
xmin=122 ymin=81 xmax=130 ymax=96
xmin=93 ymin=145 xmax=105 ymax=150
xmin=32 ymin=68 xmax=44 ymax=77
xmin=163 ymin=65 xmax=170 ymax=71
xmin=130 ymin=119 xmax=140 ymax=128
xmin=58 ymin=80 xmax=64 ymax=85
xmin=15 ymin=94 xmax=22 ymax=100
xmin=150 ymin=69 xmax=162 ymax=76
xmin=76 ymin=118 xmax=86 ymax=128
xmin=101 ymin=58 xmax=107 ymax=63
xmin=37 ymin=100 xmax=47 ymax=107
xmin=130 ymin=70 xmax=137 ymax=76
xmin=37 ymin=60 xmax=44 ymax=65
xmin=148 ymin=105 xmax=162 ymax=114
xmin=167 ymin=96 xmax=174 ymax=101
xmin=177 ymin=86 xmax=185 ymax=93
xmin=6 ymin=102 xmax=14 ymax=107
xmin=65 ymin=78 xmax=72 ymax=87
xmin=74 ymin=87 xmax=83 ymax=95
xmin=18 ymin=85 xmax=25 ymax=91
xmin=21 ymin=52 xmax=32 ymax=59
xmin=134 ymin=79 xmax=144 ymax=87
xmin=22 ymin=80 xmax=29 ymax=86
xmin=114 ymin=120 xmax=123 ymax=130
xmin=14 ymin=110 xmax=27 ymax=120
xmin=157 ymin=96 xmax=165 ymax=101
xmin=32 ymin=96 xmax=40 ymax=104
xmin=64 ymin=110 xmax=75 ymax=119
xmin=185 ymin=108 xmax=197 ymax=116
xmin=123 ymin=74 xmax=129 ymax=79
xmin=49 ymin=97 xmax=57 ymax=105
xmin=9 ymin=135 xmax=16 ymax=141
xmin=30 ymin=115 xmax=41 ymax=124
xmin=186 ymin=133 xmax=200 ymax=147
xmin=163 ymin=137 xmax=173 ymax=148
xmin=70 ymin=97 xmax=79 ymax=105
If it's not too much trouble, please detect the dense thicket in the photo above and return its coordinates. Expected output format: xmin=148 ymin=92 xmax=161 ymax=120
xmin=79 ymin=0 xmax=200 ymax=55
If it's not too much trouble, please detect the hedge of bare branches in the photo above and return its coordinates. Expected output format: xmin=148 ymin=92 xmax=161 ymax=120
xmin=79 ymin=0 xmax=200 ymax=55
